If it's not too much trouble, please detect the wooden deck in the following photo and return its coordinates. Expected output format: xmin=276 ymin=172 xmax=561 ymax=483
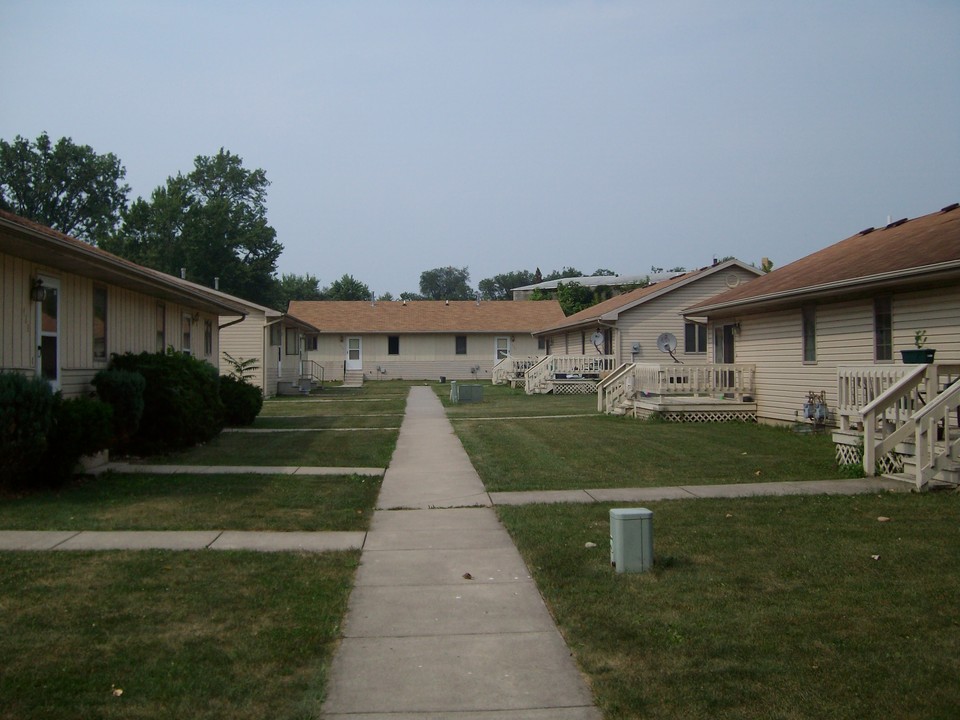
xmin=631 ymin=394 xmax=757 ymax=422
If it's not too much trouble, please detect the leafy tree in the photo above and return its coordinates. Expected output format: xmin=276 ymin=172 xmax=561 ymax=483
xmin=761 ymin=257 xmax=775 ymax=273
xmin=0 ymin=131 xmax=129 ymax=244
xmin=556 ymin=281 xmax=596 ymax=315
xmin=103 ymin=148 xmax=282 ymax=306
xmin=378 ymin=291 xmax=395 ymax=301
xmin=399 ymin=291 xmax=424 ymax=301
xmin=543 ymin=266 xmax=583 ymax=281
xmin=478 ymin=269 xmax=537 ymax=300
xmin=419 ymin=266 xmax=474 ymax=300
xmin=591 ymin=268 xmax=617 ymax=276
xmin=275 ymin=272 xmax=323 ymax=309
xmin=322 ymin=273 xmax=372 ymax=300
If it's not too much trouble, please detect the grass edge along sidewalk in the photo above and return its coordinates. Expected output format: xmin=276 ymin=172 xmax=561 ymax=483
xmin=497 ymin=492 xmax=960 ymax=720
xmin=0 ymin=550 xmax=358 ymax=720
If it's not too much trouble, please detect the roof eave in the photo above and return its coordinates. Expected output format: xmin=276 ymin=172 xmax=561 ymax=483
xmin=1 ymin=216 xmax=246 ymax=316
xmin=686 ymin=260 xmax=960 ymax=316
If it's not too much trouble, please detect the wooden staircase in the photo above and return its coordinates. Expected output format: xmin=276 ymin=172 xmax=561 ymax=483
xmin=859 ymin=364 xmax=960 ymax=490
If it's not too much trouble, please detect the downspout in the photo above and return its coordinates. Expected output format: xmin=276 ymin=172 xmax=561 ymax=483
xmin=218 ymin=314 xmax=247 ymax=331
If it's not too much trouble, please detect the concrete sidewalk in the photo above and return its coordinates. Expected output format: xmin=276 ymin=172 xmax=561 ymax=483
xmin=321 ymin=386 xmax=602 ymax=719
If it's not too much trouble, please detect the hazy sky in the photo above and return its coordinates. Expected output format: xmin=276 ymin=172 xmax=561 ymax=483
xmin=2 ymin=1 xmax=958 ymax=297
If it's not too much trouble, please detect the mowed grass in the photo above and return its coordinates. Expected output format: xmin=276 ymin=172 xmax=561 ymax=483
xmin=0 ymin=473 xmax=380 ymax=531
xmin=498 ymin=492 xmax=960 ymax=720
xmin=440 ymin=381 xmax=598 ymax=417
xmin=148 ymin=386 xmax=408 ymax=466
xmin=0 ymin=551 xmax=357 ymax=720
xmin=454 ymin=414 xmax=838 ymax=491
xmin=151 ymin=429 xmax=396 ymax=467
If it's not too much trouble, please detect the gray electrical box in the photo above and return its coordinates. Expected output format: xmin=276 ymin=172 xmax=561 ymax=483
xmin=457 ymin=384 xmax=484 ymax=403
xmin=610 ymin=508 xmax=653 ymax=573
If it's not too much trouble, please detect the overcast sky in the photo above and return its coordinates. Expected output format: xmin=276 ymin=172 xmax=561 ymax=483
xmin=2 ymin=1 xmax=958 ymax=297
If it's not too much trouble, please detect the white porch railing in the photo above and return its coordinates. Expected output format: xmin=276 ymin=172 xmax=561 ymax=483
xmin=492 ymin=356 xmax=541 ymax=385
xmin=860 ymin=363 xmax=960 ymax=488
xmin=655 ymin=364 xmax=755 ymax=399
xmin=836 ymin=365 xmax=910 ymax=431
xmin=524 ymin=355 xmax=617 ymax=394
xmin=597 ymin=363 xmax=756 ymax=413
xmin=597 ymin=363 xmax=636 ymax=413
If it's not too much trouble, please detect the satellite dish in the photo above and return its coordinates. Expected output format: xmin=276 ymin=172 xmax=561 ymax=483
xmin=590 ymin=331 xmax=604 ymax=352
xmin=656 ymin=332 xmax=682 ymax=364
xmin=656 ymin=332 xmax=677 ymax=353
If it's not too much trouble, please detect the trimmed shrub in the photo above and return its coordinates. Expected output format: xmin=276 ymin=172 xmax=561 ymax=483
xmin=42 ymin=397 xmax=114 ymax=486
xmin=219 ymin=375 xmax=263 ymax=426
xmin=0 ymin=373 xmax=57 ymax=490
xmin=92 ymin=368 xmax=146 ymax=445
xmin=107 ymin=351 xmax=225 ymax=454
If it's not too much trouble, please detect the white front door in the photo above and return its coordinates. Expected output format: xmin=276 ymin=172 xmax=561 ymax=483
xmin=346 ymin=337 xmax=362 ymax=370
xmin=36 ymin=276 xmax=60 ymax=390
xmin=495 ymin=336 xmax=510 ymax=361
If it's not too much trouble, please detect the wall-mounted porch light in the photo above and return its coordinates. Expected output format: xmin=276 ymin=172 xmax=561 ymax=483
xmin=30 ymin=277 xmax=46 ymax=302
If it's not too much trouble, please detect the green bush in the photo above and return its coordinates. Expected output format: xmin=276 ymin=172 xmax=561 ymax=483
xmin=107 ymin=351 xmax=225 ymax=454
xmin=41 ymin=397 xmax=114 ymax=486
xmin=219 ymin=375 xmax=263 ymax=426
xmin=0 ymin=373 xmax=57 ymax=490
xmin=1 ymin=374 xmax=114 ymax=491
xmin=92 ymin=368 xmax=146 ymax=445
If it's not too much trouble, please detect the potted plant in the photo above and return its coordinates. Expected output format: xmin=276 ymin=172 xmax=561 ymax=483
xmin=900 ymin=329 xmax=936 ymax=364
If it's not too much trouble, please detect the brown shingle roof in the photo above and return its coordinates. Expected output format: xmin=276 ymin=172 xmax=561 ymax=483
xmin=686 ymin=203 xmax=960 ymax=315
xmin=0 ymin=209 xmax=248 ymax=315
xmin=287 ymin=299 xmax=566 ymax=334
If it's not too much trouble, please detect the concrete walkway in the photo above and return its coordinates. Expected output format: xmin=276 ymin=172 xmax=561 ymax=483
xmin=321 ymin=385 xmax=601 ymax=718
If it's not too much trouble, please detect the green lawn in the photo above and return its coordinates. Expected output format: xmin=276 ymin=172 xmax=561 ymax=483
xmin=0 ymin=472 xmax=380 ymax=531
xmin=440 ymin=381 xmax=598 ymax=417
xmin=498 ymin=492 xmax=960 ymax=719
xmin=453 ymin=413 xmax=839 ymax=491
xmin=152 ymin=425 xmax=397 ymax=467
xmin=0 ymin=551 xmax=357 ymax=720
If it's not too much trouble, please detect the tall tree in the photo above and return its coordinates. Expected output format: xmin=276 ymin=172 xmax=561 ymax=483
xmin=419 ymin=266 xmax=474 ymax=300
xmin=543 ymin=266 xmax=583 ymax=281
xmin=322 ymin=274 xmax=371 ymax=300
xmin=104 ymin=148 xmax=282 ymax=306
xmin=0 ymin=131 xmax=129 ymax=244
xmin=275 ymin=272 xmax=323 ymax=309
xmin=478 ymin=269 xmax=537 ymax=300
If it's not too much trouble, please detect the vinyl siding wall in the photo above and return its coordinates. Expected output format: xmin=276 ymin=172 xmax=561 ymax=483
xmin=308 ymin=332 xmax=541 ymax=381
xmin=722 ymin=285 xmax=960 ymax=425
xmin=545 ymin=266 xmax=759 ymax=364
xmin=219 ymin=312 xmax=268 ymax=394
xmin=1 ymin=251 xmax=220 ymax=398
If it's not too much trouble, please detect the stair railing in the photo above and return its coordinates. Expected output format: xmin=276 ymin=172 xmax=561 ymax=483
xmin=911 ymin=377 xmax=960 ymax=489
xmin=862 ymin=364 xmax=937 ymax=477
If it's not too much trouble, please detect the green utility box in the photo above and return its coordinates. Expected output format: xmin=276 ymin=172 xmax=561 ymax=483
xmin=451 ymin=382 xmax=483 ymax=403
xmin=458 ymin=384 xmax=483 ymax=403
xmin=610 ymin=508 xmax=653 ymax=573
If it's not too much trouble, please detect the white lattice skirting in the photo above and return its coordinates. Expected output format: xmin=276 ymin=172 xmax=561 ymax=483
xmin=552 ymin=381 xmax=599 ymax=395
xmin=833 ymin=443 xmax=904 ymax=474
xmin=658 ymin=410 xmax=757 ymax=423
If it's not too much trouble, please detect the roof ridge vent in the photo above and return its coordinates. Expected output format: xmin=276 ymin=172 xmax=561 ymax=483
xmin=884 ymin=217 xmax=908 ymax=230
xmin=858 ymin=227 xmax=875 ymax=235
xmin=940 ymin=202 xmax=959 ymax=213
